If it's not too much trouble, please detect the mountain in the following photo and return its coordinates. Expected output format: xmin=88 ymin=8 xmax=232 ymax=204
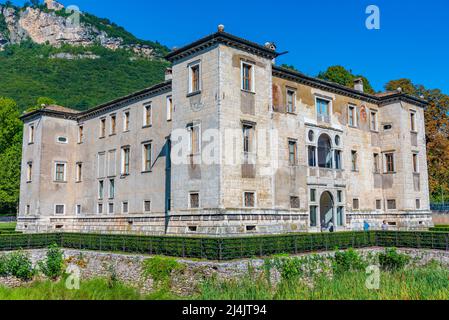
xmin=0 ymin=0 xmax=170 ymax=111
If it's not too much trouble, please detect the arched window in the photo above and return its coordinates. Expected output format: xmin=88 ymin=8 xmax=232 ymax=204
xmin=318 ymin=134 xmax=333 ymax=168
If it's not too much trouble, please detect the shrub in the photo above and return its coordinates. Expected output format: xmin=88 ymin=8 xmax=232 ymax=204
xmin=4 ymin=251 xmax=35 ymax=281
xmin=378 ymin=248 xmax=410 ymax=271
xmin=38 ymin=244 xmax=65 ymax=280
xmin=332 ymin=248 xmax=367 ymax=274
xmin=142 ymin=256 xmax=185 ymax=289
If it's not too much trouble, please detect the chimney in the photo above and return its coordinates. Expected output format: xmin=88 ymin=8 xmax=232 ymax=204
xmin=165 ymin=68 xmax=173 ymax=81
xmin=354 ymin=78 xmax=364 ymax=92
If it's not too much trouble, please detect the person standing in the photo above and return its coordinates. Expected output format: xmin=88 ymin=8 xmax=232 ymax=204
xmin=382 ymin=221 xmax=388 ymax=231
xmin=363 ymin=220 xmax=370 ymax=231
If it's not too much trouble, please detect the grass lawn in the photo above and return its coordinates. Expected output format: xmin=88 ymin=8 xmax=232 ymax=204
xmin=0 ymin=222 xmax=18 ymax=235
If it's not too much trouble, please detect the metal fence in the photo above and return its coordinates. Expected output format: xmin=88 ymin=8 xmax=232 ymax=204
xmin=0 ymin=231 xmax=448 ymax=260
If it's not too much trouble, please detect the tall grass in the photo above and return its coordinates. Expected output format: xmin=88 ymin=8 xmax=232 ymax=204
xmin=198 ymin=263 xmax=449 ymax=300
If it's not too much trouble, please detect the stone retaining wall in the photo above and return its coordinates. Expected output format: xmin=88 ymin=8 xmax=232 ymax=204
xmin=2 ymin=247 xmax=449 ymax=295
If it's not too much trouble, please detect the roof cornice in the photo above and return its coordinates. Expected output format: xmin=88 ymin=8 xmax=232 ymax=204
xmin=272 ymin=65 xmax=428 ymax=108
xmin=165 ymin=31 xmax=280 ymax=63
xmin=20 ymin=81 xmax=173 ymax=123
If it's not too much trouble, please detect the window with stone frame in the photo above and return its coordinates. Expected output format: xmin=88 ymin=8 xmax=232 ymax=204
xmin=76 ymin=162 xmax=82 ymax=182
xmin=100 ymin=118 xmax=106 ymax=138
xmin=370 ymin=110 xmax=378 ymax=131
xmin=412 ymin=153 xmax=419 ymax=173
xmin=190 ymin=193 xmax=200 ymax=209
xmin=351 ymin=151 xmax=358 ymax=171
xmin=78 ymin=125 xmax=84 ymax=143
xmin=376 ymin=199 xmax=382 ymax=210
xmin=286 ymin=89 xmax=296 ymax=113
xmin=55 ymin=204 xmax=65 ymax=215
xmin=143 ymin=143 xmax=152 ymax=172
xmin=385 ymin=153 xmax=395 ymax=173
xmin=122 ymin=201 xmax=129 ymax=214
xmin=308 ymin=146 xmax=316 ymax=167
xmin=241 ymin=62 xmax=254 ymax=92
xmin=348 ymin=105 xmax=357 ymax=127
xmin=189 ymin=62 xmax=201 ymax=93
xmin=373 ymin=153 xmax=380 ymax=173
xmin=290 ymin=196 xmax=300 ymax=209
xmin=29 ymin=124 xmax=35 ymax=144
xmin=121 ymin=147 xmax=130 ymax=175
xmin=166 ymin=96 xmax=173 ymax=121
xmin=353 ymin=198 xmax=360 ymax=210
xmin=110 ymin=114 xmax=117 ymax=135
xmin=27 ymin=162 xmax=32 ymax=182
xmin=288 ymin=139 xmax=298 ymax=166
xmin=244 ymin=192 xmax=255 ymax=208
xmin=144 ymin=200 xmax=152 ymax=212
xmin=55 ymin=162 xmax=66 ymax=182
xmin=144 ymin=104 xmax=152 ymax=127
xmin=123 ymin=111 xmax=130 ymax=132
xmin=387 ymin=199 xmax=397 ymax=210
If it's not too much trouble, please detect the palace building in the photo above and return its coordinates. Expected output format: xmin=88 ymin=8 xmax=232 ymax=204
xmin=17 ymin=26 xmax=432 ymax=235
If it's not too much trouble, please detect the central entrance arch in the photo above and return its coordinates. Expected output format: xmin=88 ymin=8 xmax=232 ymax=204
xmin=320 ymin=191 xmax=334 ymax=229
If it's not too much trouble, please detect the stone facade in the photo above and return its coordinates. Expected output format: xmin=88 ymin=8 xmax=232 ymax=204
xmin=17 ymin=28 xmax=432 ymax=236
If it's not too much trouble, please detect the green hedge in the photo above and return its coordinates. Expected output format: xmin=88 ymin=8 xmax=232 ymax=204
xmin=430 ymin=227 xmax=449 ymax=232
xmin=0 ymin=231 xmax=447 ymax=260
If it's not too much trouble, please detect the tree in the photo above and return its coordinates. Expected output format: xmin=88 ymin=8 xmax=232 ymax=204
xmin=385 ymin=79 xmax=449 ymax=203
xmin=24 ymin=96 xmax=56 ymax=113
xmin=318 ymin=65 xmax=376 ymax=94
xmin=0 ymin=97 xmax=22 ymax=214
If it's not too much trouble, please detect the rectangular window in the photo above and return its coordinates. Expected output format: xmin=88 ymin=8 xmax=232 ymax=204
xmin=123 ymin=111 xmax=130 ymax=132
xmin=122 ymin=201 xmax=129 ymax=214
xmin=376 ymin=199 xmax=382 ymax=210
xmin=310 ymin=189 xmax=316 ymax=202
xmin=144 ymin=104 xmax=152 ymax=127
xmin=334 ymin=150 xmax=342 ymax=170
xmin=416 ymin=199 xmax=421 ymax=210
xmin=78 ymin=125 xmax=84 ymax=143
xmin=100 ymin=118 xmax=106 ymax=138
xmin=373 ymin=153 xmax=380 ymax=173
xmin=290 ymin=196 xmax=300 ymax=209
xmin=121 ymin=147 xmax=130 ymax=175
xmin=387 ymin=199 xmax=397 ymax=210
xmin=308 ymin=146 xmax=316 ymax=167
xmin=288 ymin=140 xmax=297 ymax=166
xmin=385 ymin=153 xmax=395 ymax=173
xmin=109 ymin=203 xmax=114 ymax=214
xmin=76 ymin=204 xmax=81 ymax=215
xmin=410 ymin=111 xmax=416 ymax=132
xmin=353 ymin=198 xmax=360 ymax=210
xmin=109 ymin=179 xmax=115 ymax=199
xmin=144 ymin=200 xmax=152 ymax=213
xmin=351 ymin=151 xmax=358 ymax=171
xmin=98 ymin=180 xmax=104 ymax=199
xmin=348 ymin=105 xmax=357 ymax=127
xmin=337 ymin=191 xmax=343 ymax=203
xmin=110 ymin=114 xmax=116 ymax=135
xmin=143 ymin=143 xmax=152 ymax=172
xmin=98 ymin=203 xmax=103 ymax=214
xmin=370 ymin=110 xmax=378 ymax=131
xmin=190 ymin=193 xmax=200 ymax=209
xmin=241 ymin=62 xmax=254 ymax=92
xmin=166 ymin=96 xmax=173 ymax=121
xmin=244 ymin=192 xmax=255 ymax=208
xmin=26 ymin=205 xmax=30 ymax=215
xmin=29 ymin=124 xmax=35 ymax=144
xmin=316 ymin=98 xmax=330 ymax=120
xmin=55 ymin=163 xmax=66 ymax=182
xmin=286 ymin=89 xmax=296 ymax=113
xmin=27 ymin=162 xmax=32 ymax=182
xmin=189 ymin=63 xmax=201 ymax=93
xmin=55 ymin=204 xmax=65 ymax=215
xmin=76 ymin=163 xmax=82 ymax=182
xmin=188 ymin=123 xmax=201 ymax=155
xmin=412 ymin=153 xmax=419 ymax=173
xmin=242 ymin=124 xmax=255 ymax=160
xmin=310 ymin=206 xmax=317 ymax=227
xmin=337 ymin=207 xmax=344 ymax=226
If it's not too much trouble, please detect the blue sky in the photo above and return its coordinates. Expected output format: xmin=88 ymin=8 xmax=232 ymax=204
xmin=11 ymin=0 xmax=449 ymax=93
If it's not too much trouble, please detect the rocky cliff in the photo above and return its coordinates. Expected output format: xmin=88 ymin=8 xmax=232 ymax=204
xmin=0 ymin=1 xmax=165 ymax=58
